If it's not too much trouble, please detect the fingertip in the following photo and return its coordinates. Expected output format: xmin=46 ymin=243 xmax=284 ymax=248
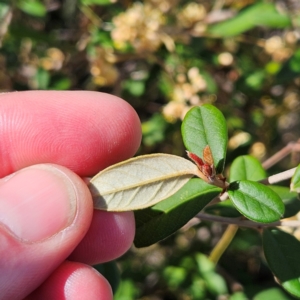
xmin=96 ymin=93 xmax=142 ymax=168
xmin=69 ymin=211 xmax=135 ymax=265
xmin=0 ymin=164 xmax=94 ymax=299
xmin=27 ymin=261 xmax=113 ymax=300
xmin=0 ymin=91 xmax=142 ymax=177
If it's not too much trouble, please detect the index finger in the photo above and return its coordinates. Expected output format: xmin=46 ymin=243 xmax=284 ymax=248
xmin=0 ymin=91 xmax=141 ymax=177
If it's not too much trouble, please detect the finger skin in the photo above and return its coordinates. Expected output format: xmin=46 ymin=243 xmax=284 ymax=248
xmin=0 ymin=91 xmax=141 ymax=298
xmin=0 ymin=91 xmax=141 ymax=177
xmin=0 ymin=90 xmax=140 ymax=263
xmin=25 ymin=261 xmax=113 ymax=300
xmin=0 ymin=165 xmax=94 ymax=299
xmin=69 ymin=210 xmax=135 ymax=265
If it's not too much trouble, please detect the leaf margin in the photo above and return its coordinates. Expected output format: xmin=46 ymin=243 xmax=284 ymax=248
xmin=228 ymin=180 xmax=285 ymax=223
xmin=90 ymin=153 xmax=199 ymax=211
xmin=181 ymin=104 xmax=228 ymax=174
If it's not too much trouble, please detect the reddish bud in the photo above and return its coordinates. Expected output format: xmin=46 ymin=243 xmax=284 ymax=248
xmin=203 ymin=145 xmax=214 ymax=166
xmin=186 ymin=151 xmax=204 ymax=168
xmin=187 ymin=147 xmax=216 ymax=183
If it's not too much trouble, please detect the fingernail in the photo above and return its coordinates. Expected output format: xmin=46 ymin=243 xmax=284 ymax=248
xmin=0 ymin=165 xmax=77 ymax=242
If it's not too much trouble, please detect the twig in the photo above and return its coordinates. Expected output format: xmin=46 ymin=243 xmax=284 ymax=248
xmin=196 ymin=213 xmax=300 ymax=228
xmin=209 ymin=224 xmax=238 ymax=264
xmin=259 ymin=167 xmax=297 ymax=185
xmin=208 ymin=167 xmax=297 ymax=205
xmin=262 ymin=141 xmax=300 ymax=169
xmin=205 ymin=141 xmax=299 ymax=266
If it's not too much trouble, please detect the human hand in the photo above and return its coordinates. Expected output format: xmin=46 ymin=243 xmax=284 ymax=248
xmin=0 ymin=91 xmax=141 ymax=299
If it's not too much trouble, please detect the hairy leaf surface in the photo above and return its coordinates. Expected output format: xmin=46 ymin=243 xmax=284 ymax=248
xmin=90 ymin=154 xmax=199 ymax=211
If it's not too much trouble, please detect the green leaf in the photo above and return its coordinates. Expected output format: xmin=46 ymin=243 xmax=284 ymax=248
xmin=0 ymin=2 xmax=10 ymax=16
xmin=263 ymin=228 xmax=300 ymax=298
xmin=163 ymin=266 xmax=187 ymax=288
xmin=269 ymin=186 xmax=299 ymax=218
xmin=195 ymin=253 xmax=228 ymax=296
xmin=205 ymin=272 xmax=228 ymax=296
xmin=229 ymin=155 xmax=266 ymax=182
xmin=265 ymin=61 xmax=282 ymax=75
xmin=123 ymin=79 xmax=146 ymax=97
xmin=49 ymin=77 xmax=72 ymax=90
xmin=81 ymin=0 xmax=115 ymax=5
xmin=181 ymin=105 xmax=228 ymax=174
xmin=17 ymin=0 xmax=46 ymax=17
xmin=253 ymin=287 xmax=293 ymax=300
xmin=142 ymin=113 xmax=168 ymax=146
xmin=114 ymin=280 xmax=139 ymax=299
xmin=230 ymin=292 xmax=248 ymax=300
xmin=245 ymin=70 xmax=265 ymax=90
xmin=34 ymin=68 xmax=50 ymax=89
xmin=228 ymin=180 xmax=284 ymax=223
xmin=208 ymin=2 xmax=291 ymax=37
xmin=189 ymin=278 xmax=206 ymax=299
xmin=134 ymin=178 xmax=221 ymax=248
xmin=90 ymin=154 xmax=199 ymax=211
xmin=289 ymin=50 xmax=300 ymax=73
xmin=291 ymin=164 xmax=300 ymax=193
xmin=0 ymin=2 xmax=11 ymax=43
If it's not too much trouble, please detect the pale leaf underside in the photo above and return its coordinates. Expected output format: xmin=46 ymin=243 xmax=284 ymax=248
xmin=89 ymin=154 xmax=199 ymax=211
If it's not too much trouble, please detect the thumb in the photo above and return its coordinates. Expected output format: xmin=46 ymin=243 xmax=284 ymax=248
xmin=0 ymin=164 xmax=93 ymax=299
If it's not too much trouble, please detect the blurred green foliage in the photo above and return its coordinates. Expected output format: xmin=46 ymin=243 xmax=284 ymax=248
xmin=1 ymin=0 xmax=300 ymax=298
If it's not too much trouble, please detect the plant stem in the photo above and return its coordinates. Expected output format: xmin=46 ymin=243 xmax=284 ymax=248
xmin=262 ymin=140 xmax=300 ymax=169
xmin=197 ymin=213 xmax=300 ymax=228
xmin=209 ymin=224 xmax=238 ymax=264
xmin=208 ymin=167 xmax=297 ymax=205
xmin=259 ymin=167 xmax=297 ymax=185
xmin=206 ymin=143 xmax=299 ymax=266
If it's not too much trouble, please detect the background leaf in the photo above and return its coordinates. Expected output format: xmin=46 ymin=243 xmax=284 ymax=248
xmin=17 ymin=0 xmax=46 ymax=17
xmin=269 ymin=186 xmax=299 ymax=218
xmin=163 ymin=266 xmax=187 ymax=288
xmin=263 ymin=228 xmax=300 ymax=298
xmin=90 ymin=154 xmax=199 ymax=211
xmin=81 ymin=0 xmax=114 ymax=5
xmin=0 ymin=2 xmax=11 ymax=46
xmin=229 ymin=155 xmax=266 ymax=182
xmin=123 ymin=79 xmax=146 ymax=97
xmin=34 ymin=68 xmax=50 ymax=89
xmin=291 ymin=164 xmax=300 ymax=193
xmin=181 ymin=104 xmax=228 ymax=174
xmin=253 ymin=287 xmax=293 ymax=300
xmin=208 ymin=2 xmax=291 ymax=37
xmin=228 ymin=180 xmax=284 ymax=223
xmin=114 ymin=280 xmax=139 ymax=299
xmin=134 ymin=178 xmax=221 ymax=247
xmin=141 ymin=113 xmax=168 ymax=147
xmin=195 ymin=253 xmax=228 ymax=296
